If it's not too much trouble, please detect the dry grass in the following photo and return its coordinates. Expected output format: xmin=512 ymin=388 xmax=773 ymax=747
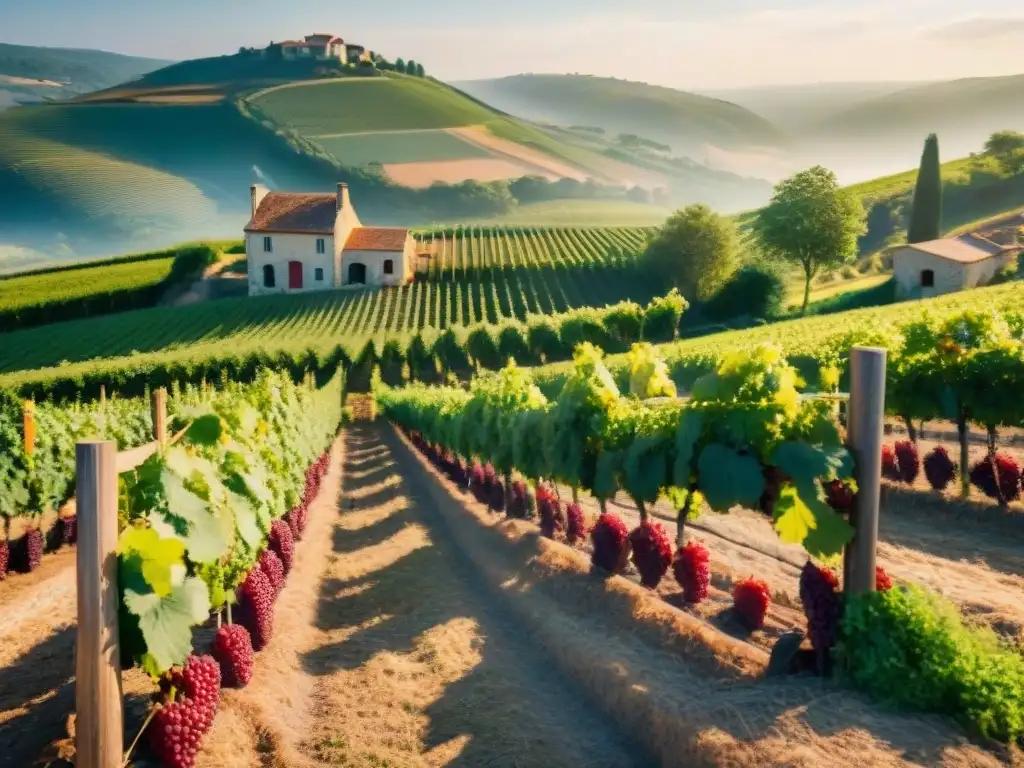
xmin=388 ymin=425 xmax=1015 ymax=767
xmin=449 ymin=125 xmax=592 ymax=182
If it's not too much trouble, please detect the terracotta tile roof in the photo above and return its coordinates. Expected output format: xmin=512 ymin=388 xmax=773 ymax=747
xmin=904 ymin=234 xmax=1020 ymax=264
xmin=245 ymin=193 xmax=336 ymax=234
xmin=305 ymin=34 xmax=341 ymax=44
xmin=344 ymin=227 xmax=409 ymax=252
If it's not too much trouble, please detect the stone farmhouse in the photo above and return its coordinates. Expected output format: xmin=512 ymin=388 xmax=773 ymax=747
xmin=268 ymin=33 xmax=367 ymax=64
xmin=891 ymin=234 xmax=1020 ymax=299
xmin=244 ymin=183 xmax=414 ymax=297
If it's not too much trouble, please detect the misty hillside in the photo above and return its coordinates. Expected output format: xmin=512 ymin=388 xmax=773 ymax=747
xmin=452 ymin=74 xmax=787 ymax=156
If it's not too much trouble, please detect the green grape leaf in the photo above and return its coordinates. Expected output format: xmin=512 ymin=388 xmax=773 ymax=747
xmin=697 ymin=443 xmax=764 ymax=512
xmin=772 ymin=485 xmax=816 ymax=544
xmin=161 ymin=469 xmax=231 ymax=564
xmin=672 ymin=411 xmax=702 ymax=488
xmin=770 ymin=441 xmax=853 ymax=484
xmin=624 ymin=435 xmax=668 ymax=504
xmin=229 ymin=491 xmax=263 ymax=549
xmin=592 ymin=450 xmax=622 ymax=499
xmin=184 ymin=414 xmax=223 ymax=447
xmin=117 ymin=527 xmax=185 ymax=598
xmin=802 ymin=505 xmax=855 ymax=558
xmin=123 ymin=575 xmax=210 ymax=676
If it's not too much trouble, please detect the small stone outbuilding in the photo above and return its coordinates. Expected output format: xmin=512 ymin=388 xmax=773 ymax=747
xmin=891 ymin=234 xmax=1020 ymax=299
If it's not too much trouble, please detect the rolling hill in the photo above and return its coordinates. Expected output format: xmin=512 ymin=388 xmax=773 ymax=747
xmin=0 ymin=42 xmax=171 ymax=107
xmin=451 ymin=74 xmax=787 ymax=161
xmin=0 ymin=52 xmax=770 ymax=267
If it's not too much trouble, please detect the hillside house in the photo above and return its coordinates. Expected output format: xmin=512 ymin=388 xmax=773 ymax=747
xmin=244 ymin=183 xmax=414 ymax=296
xmin=891 ymin=234 xmax=1020 ymax=299
xmin=278 ymin=34 xmax=348 ymax=62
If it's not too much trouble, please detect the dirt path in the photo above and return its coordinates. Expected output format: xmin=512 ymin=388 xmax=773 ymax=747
xmin=295 ymin=424 xmax=647 ymax=767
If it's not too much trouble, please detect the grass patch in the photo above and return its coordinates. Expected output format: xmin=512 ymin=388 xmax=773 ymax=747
xmin=314 ymin=130 xmax=489 ymax=165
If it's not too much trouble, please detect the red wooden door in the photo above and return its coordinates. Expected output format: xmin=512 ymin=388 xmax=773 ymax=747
xmin=288 ymin=261 xmax=303 ymax=289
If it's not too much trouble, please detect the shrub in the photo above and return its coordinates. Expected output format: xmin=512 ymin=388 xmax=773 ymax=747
xmin=893 ymin=440 xmax=920 ymax=484
xmin=969 ymin=451 xmax=1022 ymax=502
xmin=590 ymin=512 xmax=630 ymax=574
xmin=496 ymin=325 xmax=533 ymax=366
xmin=923 ymin=446 xmax=958 ymax=491
xmin=839 ymin=585 xmax=1024 ymax=742
xmin=642 ymin=288 xmax=688 ymax=342
xmin=527 ymin=319 xmax=565 ymax=363
xmin=841 ymin=264 xmax=860 ymax=279
xmin=467 ymin=327 xmax=502 ymax=370
xmin=703 ymin=264 xmax=785 ymax=321
xmin=628 ymin=521 xmax=673 ymax=588
xmin=601 ymin=301 xmax=643 ymax=351
xmin=565 ymin=502 xmax=587 ymax=545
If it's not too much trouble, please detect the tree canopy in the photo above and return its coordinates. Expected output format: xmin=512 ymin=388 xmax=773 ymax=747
xmin=907 ymin=133 xmax=942 ymax=244
xmin=983 ymin=130 xmax=1024 ymax=175
xmin=641 ymin=204 xmax=740 ymax=303
xmin=752 ymin=166 xmax=865 ymax=314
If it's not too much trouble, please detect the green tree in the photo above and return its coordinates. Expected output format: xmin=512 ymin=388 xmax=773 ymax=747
xmin=907 ymin=133 xmax=942 ymax=244
xmin=983 ymin=130 xmax=1024 ymax=174
xmin=752 ymin=166 xmax=865 ymax=314
xmin=406 ymin=59 xmax=417 ymax=75
xmin=394 ymin=57 xmax=406 ymax=72
xmin=641 ymin=204 xmax=740 ymax=303
xmin=414 ymin=62 xmax=425 ymax=77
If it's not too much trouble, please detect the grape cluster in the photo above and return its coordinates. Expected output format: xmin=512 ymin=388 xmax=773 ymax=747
xmin=447 ymin=458 xmax=468 ymax=490
xmin=823 ymin=479 xmax=856 ymax=514
xmin=488 ymin=480 xmax=506 ymax=513
xmin=893 ymin=440 xmax=920 ymax=484
xmin=629 ymin=521 xmax=673 ymax=588
xmin=506 ymin=480 xmax=530 ymax=519
xmin=590 ymin=512 xmax=630 ymax=574
xmin=673 ymin=540 xmax=710 ymax=603
xmin=923 ymin=446 xmax=958 ymax=491
xmin=268 ymin=519 xmax=294 ymax=574
xmin=259 ymin=548 xmax=286 ymax=596
xmin=174 ymin=654 xmax=221 ymax=715
xmin=732 ymin=577 xmax=771 ymax=631
xmin=881 ymin=444 xmax=901 ymax=481
xmin=236 ymin=567 xmax=275 ymax=651
xmin=286 ymin=505 xmax=307 ymax=541
xmin=799 ymin=561 xmax=843 ymax=653
xmin=12 ymin=528 xmax=43 ymax=574
xmin=969 ymin=451 xmax=1022 ymax=501
xmin=469 ymin=462 xmax=487 ymax=503
xmin=147 ymin=699 xmax=207 ymax=768
xmin=565 ymin=502 xmax=587 ymax=545
xmin=61 ymin=515 xmax=78 ymax=545
xmin=536 ymin=485 xmax=566 ymax=539
xmin=211 ymin=624 xmax=255 ymax=688
xmin=875 ymin=566 xmax=893 ymax=592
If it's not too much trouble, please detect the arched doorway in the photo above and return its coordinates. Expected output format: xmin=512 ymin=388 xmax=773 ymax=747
xmin=348 ymin=262 xmax=366 ymax=284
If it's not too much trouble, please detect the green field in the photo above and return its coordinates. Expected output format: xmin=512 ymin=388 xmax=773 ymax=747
xmin=314 ymin=129 xmax=490 ymax=165
xmin=0 ymin=227 xmax=657 ymax=382
xmin=250 ymin=76 xmax=499 ymax=135
xmin=449 ymin=199 xmax=672 ymax=227
xmin=0 ymin=256 xmax=176 ymax=313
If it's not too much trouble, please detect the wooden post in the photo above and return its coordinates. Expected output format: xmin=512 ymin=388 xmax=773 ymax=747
xmin=99 ymin=385 xmax=106 ymax=409
xmin=22 ymin=401 xmax=35 ymax=456
xmin=844 ymin=346 xmax=887 ymax=596
xmin=151 ymin=388 xmax=168 ymax=447
xmin=75 ymin=440 xmax=123 ymax=768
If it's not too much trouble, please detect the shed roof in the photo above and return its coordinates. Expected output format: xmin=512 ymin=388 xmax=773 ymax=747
xmin=245 ymin=192 xmax=336 ymax=234
xmin=344 ymin=227 xmax=409 ymax=252
xmin=902 ymin=234 xmax=1019 ymax=265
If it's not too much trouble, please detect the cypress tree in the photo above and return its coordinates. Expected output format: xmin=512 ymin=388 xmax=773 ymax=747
xmin=907 ymin=133 xmax=942 ymax=243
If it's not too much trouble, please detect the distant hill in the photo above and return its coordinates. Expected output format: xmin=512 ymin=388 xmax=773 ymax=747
xmin=698 ymin=80 xmax=928 ymax=133
xmin=0 ymin=42 xmax=170 ymax=107
xmin=451 ymin=74 xmax=787 ymax=155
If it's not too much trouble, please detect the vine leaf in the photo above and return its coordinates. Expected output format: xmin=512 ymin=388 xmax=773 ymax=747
xmin=117 ymin=527 xmax=185 ymax=598
xmin=697 ymin=443 xmax=764 ymax=512
xmin=592 ymin=451 xmax=622 ymax=499
xmin=772 ymin=486 xmax=816 ymax=545
xmin=802 ymin=505 xmax=855 ymax=558
xmin=161 ymin=469 xmax=231 ymax=564
xmin=123 ymin=576 xmax=210 ymax=677
xmin=184 ymin=414 xmax=223 ymax=447
xmin=672 ymin=411 xmax=702 ymax=488
xmin=770 ymin=441 xmax=852 ymax=482
xmin=624 ymin=434 xmax=668 ymax=504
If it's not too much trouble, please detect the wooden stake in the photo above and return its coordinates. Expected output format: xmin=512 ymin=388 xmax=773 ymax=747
xmin=75 ymin=440 xmax=123 ymax=768
xmin=844 ymin=346 xmax=887 ymax=596
xmin=151 ymin=388 xmax=168 ymax=447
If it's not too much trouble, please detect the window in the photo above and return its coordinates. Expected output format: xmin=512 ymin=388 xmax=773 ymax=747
xmin=316 ymin=238 xmax=325 ymax=255
xmin=921 ymin=269 xmax=935 ymax=288
xmin=315 ymin=267 xmax=324 ymax=281
xmin=263 ymin=236 xmax=273 ymax=253
xmin=262 ymin=264 xmax=276 ymax=288
xmin=383 ymin=258 xmax=394 ymax=275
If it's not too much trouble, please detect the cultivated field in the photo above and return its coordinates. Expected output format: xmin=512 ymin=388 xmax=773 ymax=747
xmin=0 ymin=227 xmax=654 ymax=381
xmin=314 ymin=129 xmax=491 ymax=166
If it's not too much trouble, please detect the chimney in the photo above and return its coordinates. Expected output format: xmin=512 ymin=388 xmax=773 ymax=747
xmin=250 ymin=184 xmax=269 ymax=218
xmin=336 ymin=182 xmax=350 ymax=212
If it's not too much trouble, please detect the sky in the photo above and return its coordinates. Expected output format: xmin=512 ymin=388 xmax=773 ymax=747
xmin=3 ymin=0 xmax=1024 ymax=89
